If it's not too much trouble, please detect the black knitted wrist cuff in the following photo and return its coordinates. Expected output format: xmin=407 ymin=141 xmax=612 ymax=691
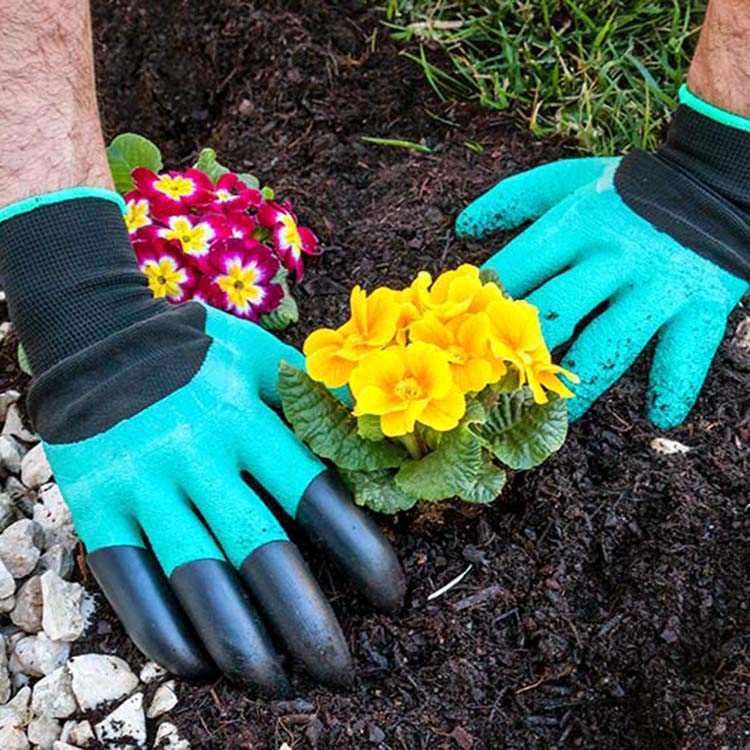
xmin=615 ymin=105 xmax=750 ymax=281
xmin=0 ymin=196 xmax=165 ymax=375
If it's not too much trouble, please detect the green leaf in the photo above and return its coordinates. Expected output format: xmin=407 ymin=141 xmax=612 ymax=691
xmin=261 ymin=186 xmax=275 ymax=201
xmin=458 ymin=461 xmax=506 ymax=504
xmin=357 ymin=414 xmax=385 ymax=442
xmin=17 ymin=344 xmax=31 ymax=376
xmin=260 ymin=275 xmax=298 ymax=331
xmin=394 ymin=402 xmax=486 ymax=501
xmin=237 ymin=172 xmax=260 ymax=189
xmin=478 ymin=389 xmax=568 ymax=470
xmin=278 ymin=362 xmax=407 ymax=471
xmin=193 ymin=148 xmax=230 ymax=183
xmin=107 ymin=134 xmax=163 ymax=194
xmin=341 ymin=470 xmax=417 ymax=514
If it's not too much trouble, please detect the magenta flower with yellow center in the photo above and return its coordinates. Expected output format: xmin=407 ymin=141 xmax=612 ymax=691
xmin=123 ymin=197 xmax=152 ymax=234
xmin=350 ymin=342 xmax=466 ymax=437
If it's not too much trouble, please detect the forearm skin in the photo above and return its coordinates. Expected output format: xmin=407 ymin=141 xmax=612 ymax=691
xmin=688 ymin=0 xmax=750 ymax=117
xmin=0 ymin=0 xmax=112 ymax=208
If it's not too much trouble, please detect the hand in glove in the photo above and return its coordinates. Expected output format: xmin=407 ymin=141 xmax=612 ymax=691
xmin=457 ymin=86 xmax=749 ymax=428
xmin=0 ymin=190 xmax=405 ymax=695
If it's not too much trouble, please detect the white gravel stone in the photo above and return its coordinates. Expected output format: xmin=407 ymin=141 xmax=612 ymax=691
xmin=38 ymin=545 xmax=74 ymax=580
xmin=94 ymin=693 xmax=146 ymax=749
xmin=0 ymin=725 xmax=30 ymax=750
xmin=53 ymin=743 xmax=82 ymax=750
xmin=0 ymin=685 xmax=31 ymax=727
xmin=0 ymin=636 xmax=10 ymax=704
xmin=41 ymin=571 xmax=84 ymax=642
xmin=2 ymin=404 xmax=37 ymax=443
xmin=0 ymin=390 xmax=20 ymax=422
xmin=21 ymin=443 xmax=52 ymax=490
xmin=139 ymin=661 xmax=167 ymax=685
xmin=11 ymin=576 xmax=43 ymax=633
xmin=0 ymin=595 xmax=16 ymax=613
xmin=0 ymin=435 xmax=24 ymax=475
xmin=154 ymin=721 xmax=191 ymax=750
xmin=60 ymin=719 xmax=93 ymax=747
xmin=68 ymin=654 xmax=139 ymax=711
xmin=147 ymin=680 xmax=177 ymax=719
xmin=0 ymin=519 xmax=41 ymax=578
xmin=33 ymin=485 xmax=76 ymax=551
xmin=0 ymin=558 xmax=16 ymax=598
xmin=11 ymin=634 xmax=69 ymax=677
xmin=0 ymin=492 xmax=15 ymax=532
xmin=27 ymin=715 xmax=60 ymax=749
xmin=31 ymin=666 xmax=77 ymax=719
xmin=651 ymin=437 xmax=692 ymax=455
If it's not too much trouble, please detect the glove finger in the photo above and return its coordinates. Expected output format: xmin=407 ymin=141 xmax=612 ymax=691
xmin=527 ymin=250 xmax=630 ymax=349
xmin=456 ymin=156 xmax=619 ymax=239
xmin=482 ymin=194 xmax=591 ymax=298
xmin=137 ymin=493 xmax=289 ymax=695
xmin=647 ymin=302 xmax=729 ymax=429
xmin=87 ymin=544 xmax=215 ymax=682
xmin=239 ymin=403 xmax=406 ymax=613
xmin=563 ymin=284 xmax=685 ymax=421
xmin=184 ymin=468 xmax=353 ymax=689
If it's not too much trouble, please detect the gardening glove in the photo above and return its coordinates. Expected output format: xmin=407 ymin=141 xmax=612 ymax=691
xmin=456 ymin=85 xmax=750 ymax=428
xmin=0 ymin=188 xmax=405 ymax=695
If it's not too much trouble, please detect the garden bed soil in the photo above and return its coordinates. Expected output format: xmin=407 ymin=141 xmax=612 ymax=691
xmin=32 ymin=1 xmax=750 ymax=747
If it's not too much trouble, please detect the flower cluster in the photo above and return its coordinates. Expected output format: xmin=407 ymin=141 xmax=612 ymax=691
xmin=304 ymin=264 xmax=578 ymax=437
xmin=124 ymin=168 xmax=320 ymax=322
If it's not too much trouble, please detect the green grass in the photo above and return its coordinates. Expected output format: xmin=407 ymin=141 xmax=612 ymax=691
xmin=380 ymin=1 xmax=706 ymax=154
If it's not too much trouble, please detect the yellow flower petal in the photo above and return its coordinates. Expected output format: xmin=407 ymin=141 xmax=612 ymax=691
xmin=418 ymin=385 xmax=466 ymax=431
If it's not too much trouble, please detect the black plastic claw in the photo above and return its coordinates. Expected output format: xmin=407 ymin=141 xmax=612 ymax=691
xmin=240 ymin=540 xmax=353 ymax=689
xmin=87 ymin=546 xmax=216 ymax=681
xmin=170 ymin=558 xmax=290 ymax=696
xmin=296 ymin=471 xmax=406 ymax=613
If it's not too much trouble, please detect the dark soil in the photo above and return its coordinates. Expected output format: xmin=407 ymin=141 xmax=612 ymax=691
xmin=56 ymin=0 xmax=750 ymax=747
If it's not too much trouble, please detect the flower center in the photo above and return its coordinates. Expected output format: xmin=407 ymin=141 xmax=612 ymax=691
xmin=448 ymin=345 xmax=467 ymax=364
xmin=234 ymin=280 xmax=244 ymax=291
xmin=394 ymin=377 xmax=422 ymax=401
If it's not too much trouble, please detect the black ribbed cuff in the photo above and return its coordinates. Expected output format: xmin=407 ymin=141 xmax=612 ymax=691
xmin=615 ymin=105 xmax=750 ymax=281
xmin=0 ymin=196 xmax=165 ymax=375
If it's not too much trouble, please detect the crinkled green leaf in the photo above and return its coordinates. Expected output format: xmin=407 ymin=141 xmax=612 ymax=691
xmin=193 ymin=148 xmax=230 ymax=183
xmin=261 ymin=275 xmax=298 ymax=331
xmin=394 ymin=402 xmax=486 ymax=501
xmin=237 ymin=172 xmax=260 ymax=189
xmin=107 ymin=133 xmax=163 ymax=194
xmin=341 ymin=470 xmax=417 ymax=514
xmin=458 ymin=461 xmax=506 ymax=504
xmin=357 ymin=415 xmax=385 ymax=442
xmin=278 ymin=362 xmax=406 ymax=471
xmin=17 ymin=344 xmax=31 ymax=376
xmin=478 ymin=389 xmax=568 ymax=470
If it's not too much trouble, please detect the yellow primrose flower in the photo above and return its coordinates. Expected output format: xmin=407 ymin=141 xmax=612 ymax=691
xmin=153 ymin=174 xmax=197 ymax=201
xmin=417 ymin=264 xmax=486 ymax=320
xmin=350 ymin=342 xmax=466 ymax=437
xmin=486 ymin=297 xmax=579 ymax=403
xmin=410 ymin=311 xmax=506 ymax=393
xmin=304 ymin=285 xmax=401 ymax=388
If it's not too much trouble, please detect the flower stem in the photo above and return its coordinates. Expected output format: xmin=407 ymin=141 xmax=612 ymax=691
xmin=399 ymin=433 xmax=424 ymax=460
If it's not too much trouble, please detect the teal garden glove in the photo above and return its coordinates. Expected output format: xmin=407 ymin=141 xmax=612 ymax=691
xmin=457 ymin=86 xmax=750 ymax=428
xmin=0 ymin=189 xmax=405 ymax=695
